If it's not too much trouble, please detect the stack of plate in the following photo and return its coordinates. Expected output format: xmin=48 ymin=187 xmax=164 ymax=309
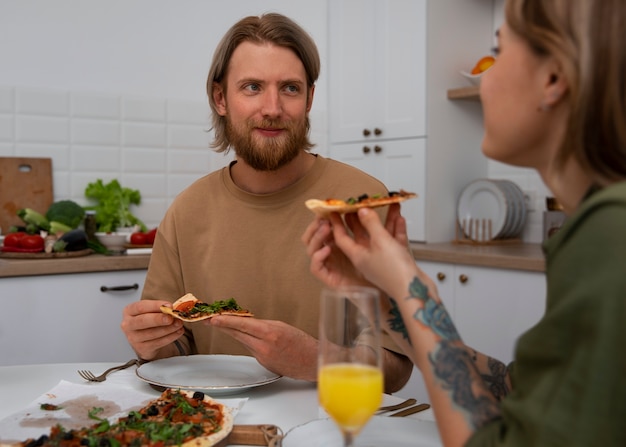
xmin=456 ymin=179 xmax=527 ymax=242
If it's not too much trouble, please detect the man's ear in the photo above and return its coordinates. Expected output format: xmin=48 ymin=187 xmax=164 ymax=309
xmin=213 ymin=82 xmax=227 ymax=116
xmin=306 ymin=84 xmax=315 ymax=112
xmin=542 ymin=62 xmax=569 ymax=107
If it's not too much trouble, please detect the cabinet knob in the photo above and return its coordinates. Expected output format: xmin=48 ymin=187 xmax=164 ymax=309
xmin=363 ymin=146 xmax=371 ymax=154
xmin=374 ymin=145 xmax=382 ymax=153
xmin=436 ymin=272 xmax=446 ymax=281
xmin=100 ymin=283 xmax=139 ymax=292
xmin=458 ymin=274 xmax=468 ymax=284
xmin=363 ymin=129 xmax=371 ymax=137
xmin=374 ymin=127 xmax=382 ymax=136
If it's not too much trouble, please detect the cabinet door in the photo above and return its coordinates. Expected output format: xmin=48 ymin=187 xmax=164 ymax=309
xmin=0 ymin=270 xmax=145 ymax=366
xmin=453 ymin=265 xmax=546 ymax=364
xmin=330 ymin=138 xmax=426 ymax=241
xmin=329 ymin=0 xmax=427 ymax=143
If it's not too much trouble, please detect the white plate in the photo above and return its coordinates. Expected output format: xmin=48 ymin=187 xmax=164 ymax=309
xmin=135 ymin=355 xmax=282 ymax=395
xmin=457 ymin=179 xmax=508 ymax=240
xmin=284 ymin=416 xmax=441 ymax=447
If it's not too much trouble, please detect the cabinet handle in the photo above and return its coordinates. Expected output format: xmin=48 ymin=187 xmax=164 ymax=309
xmin=100 ymin=283 xmax=139 ymax=292
xmin=436 ymin=272 xmax=446 ymax=281
xmin=363 ymin=146 xmax=371 ymax=154
xmin=458 ymin=274 xmax=468 ymax=284
xmin=374 ymin=127 xmax=382 ymax=136
xmin=363 ymin=128 xmax=371 ymax=137
xmin=374 ymin=145 xmax=382 ymax=153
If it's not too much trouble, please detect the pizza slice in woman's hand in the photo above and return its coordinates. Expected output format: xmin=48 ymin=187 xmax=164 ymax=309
xmin=305 ymin=190 xmax=417 ymax=216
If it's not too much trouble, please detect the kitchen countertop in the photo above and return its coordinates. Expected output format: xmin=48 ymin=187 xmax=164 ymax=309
xmin=411 ymin=242 xmax=545 ymax=272
xmin=0 ymin=243 xmax=545 ymax=278
xmin=0 ymin=253 xmax=151 ymax=278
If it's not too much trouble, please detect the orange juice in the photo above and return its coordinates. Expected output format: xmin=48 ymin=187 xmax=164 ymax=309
xmin=318 ymin=363 xmax=383 ymax=433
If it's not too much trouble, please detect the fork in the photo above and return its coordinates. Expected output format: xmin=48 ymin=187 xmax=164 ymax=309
xmin=77 ymin=359 xmax=139 ymax=382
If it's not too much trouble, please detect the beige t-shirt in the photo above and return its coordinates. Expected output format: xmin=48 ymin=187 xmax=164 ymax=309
xmin=142 ymin=154 xmax=397 ymax=355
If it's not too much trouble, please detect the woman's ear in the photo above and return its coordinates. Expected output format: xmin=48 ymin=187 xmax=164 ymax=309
xmin=213 ymin=82 xmax=227 ymax=116
xmin=542 ymin=62 xmax=569 ymax=108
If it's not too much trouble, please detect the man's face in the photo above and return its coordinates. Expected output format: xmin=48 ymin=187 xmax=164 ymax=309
xmin=213 ymin=41 xmax=314 ymax=171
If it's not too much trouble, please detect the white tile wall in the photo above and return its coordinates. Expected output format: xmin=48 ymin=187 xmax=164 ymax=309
xmin=0 ymin=85 xmax=231 ymax=230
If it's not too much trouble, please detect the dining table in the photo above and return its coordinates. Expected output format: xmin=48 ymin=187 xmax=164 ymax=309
xmin=0 ymin=360 xmax=440 ymax=446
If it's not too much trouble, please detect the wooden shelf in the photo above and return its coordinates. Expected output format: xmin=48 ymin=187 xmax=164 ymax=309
xmin=447 ymin=85 xmax=480 ymax=101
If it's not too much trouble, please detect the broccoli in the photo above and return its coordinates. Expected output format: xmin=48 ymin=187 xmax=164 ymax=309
xmin=45 ymin=200 xmax=85 ymax=229
xmin=17 ymin=208 xmax=50 ymax=232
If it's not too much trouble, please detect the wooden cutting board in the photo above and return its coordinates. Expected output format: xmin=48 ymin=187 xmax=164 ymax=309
xmin=0 ymin=157 xmax=53 ymax=233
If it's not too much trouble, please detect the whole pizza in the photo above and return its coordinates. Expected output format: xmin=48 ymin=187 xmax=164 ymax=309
xmin=6 ymin=389 xmax=233 ymax=447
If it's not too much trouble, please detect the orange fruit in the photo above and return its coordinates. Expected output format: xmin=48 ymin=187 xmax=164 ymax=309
xmin=471 ymin=56 xmax=495 ymax=74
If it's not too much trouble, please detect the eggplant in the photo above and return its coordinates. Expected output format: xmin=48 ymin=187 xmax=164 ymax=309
xmin=54 ymin=229 xmax=88 ymax=252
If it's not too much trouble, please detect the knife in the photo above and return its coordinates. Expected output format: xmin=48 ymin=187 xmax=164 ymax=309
xmin=389 ymin=403 xmax=431 ymax=417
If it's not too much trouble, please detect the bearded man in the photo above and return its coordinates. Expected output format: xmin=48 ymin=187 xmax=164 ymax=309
xmin=120 ymin=13 xmax=412 ymax=393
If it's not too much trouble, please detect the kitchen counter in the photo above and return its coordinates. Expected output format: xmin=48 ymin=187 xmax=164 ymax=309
xmin=0 ymin=243 xmax=545 ymax=278
xmin=411 ymin=242 xmax=545 ymax=272
xmin=0 ymin=253 xmax=150 ymax=278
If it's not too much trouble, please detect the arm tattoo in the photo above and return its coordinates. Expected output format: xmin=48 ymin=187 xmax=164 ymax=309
xmin=397 ymin=276 xmax=501 ymax=428
xmin=388 ymin=298 xmax=411 ymax=344
xmin=481 ymin=357 xmax=510 ymax=401
xmin=408 ymin=277 xmax=459 ymax=341
xmin=430 ymin=341 xmax=501 ymax=428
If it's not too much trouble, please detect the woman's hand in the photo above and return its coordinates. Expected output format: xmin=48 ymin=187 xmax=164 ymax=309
xmin=302 ymin=216 xmax=370 ymax=289
xmin=329 ymin=204 xmax=419 ymax=297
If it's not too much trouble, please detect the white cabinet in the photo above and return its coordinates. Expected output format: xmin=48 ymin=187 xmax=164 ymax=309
xmin=329 ymin=0 xmax=495 ymax=243
xmin=328 ymin=0 xmax=426 ymax=143
xmin=328 ymin=0 xmax=427 ymax=241
xmin=0 ymin=270 xmax=146 ymax=366
xmin=396 ymin=262 xmax=546 ymax=400
xmin=331 ymin=139 xmax=426 ymax=240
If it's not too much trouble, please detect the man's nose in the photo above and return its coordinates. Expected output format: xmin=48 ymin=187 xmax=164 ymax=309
xmin=260 ymin=89 xmax=282 ymax=117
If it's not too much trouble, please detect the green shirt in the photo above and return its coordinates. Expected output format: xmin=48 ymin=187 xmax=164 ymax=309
xmin=467 ymin=181 xmax=626 ymax=446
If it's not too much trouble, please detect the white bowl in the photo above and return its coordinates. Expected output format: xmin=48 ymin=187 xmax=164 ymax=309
xmin=460 ymin=70 xmax=484 ymax=86
xmin=95 ymin=232 xmax=127 ymax=252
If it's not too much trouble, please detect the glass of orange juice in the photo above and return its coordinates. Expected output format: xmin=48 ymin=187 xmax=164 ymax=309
xmin=318 ymin=286 xmax=383 ymax=447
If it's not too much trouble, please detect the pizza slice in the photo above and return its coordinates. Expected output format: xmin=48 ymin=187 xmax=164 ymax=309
xmin=305 ymin=189 xmax=417 ymax=216
xmin=9 ymin=389 xmax=233 ymax=447
xmin=160 ymin=293 xmax=254 ymax=322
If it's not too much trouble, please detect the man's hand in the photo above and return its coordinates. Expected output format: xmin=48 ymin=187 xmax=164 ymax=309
xmin=208 ymin=316 xmax=318 ymax=382
xmin=120 ymin=300 xmax=185 ymax=360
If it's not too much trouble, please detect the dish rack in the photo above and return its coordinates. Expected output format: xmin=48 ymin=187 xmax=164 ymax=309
xmin=453 ymin=218 xmax=522 ymax=245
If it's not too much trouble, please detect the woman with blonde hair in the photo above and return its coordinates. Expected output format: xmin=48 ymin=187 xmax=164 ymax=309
xmin=303 ymin=0 xmax=626 ymax=445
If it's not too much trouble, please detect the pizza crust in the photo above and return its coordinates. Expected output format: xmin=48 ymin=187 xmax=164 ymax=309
xmin=161 ymin=293 xmax=254 ymax=323
xmin=305 ymin=190 xmax=417 ymax=216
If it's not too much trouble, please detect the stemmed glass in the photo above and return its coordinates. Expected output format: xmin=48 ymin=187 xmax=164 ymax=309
xmin=318 ymin=286 xmax=383 ymax=447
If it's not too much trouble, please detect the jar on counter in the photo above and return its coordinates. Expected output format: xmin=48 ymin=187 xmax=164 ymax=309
xmin=84 ymin=210 xmax=97 ymax=242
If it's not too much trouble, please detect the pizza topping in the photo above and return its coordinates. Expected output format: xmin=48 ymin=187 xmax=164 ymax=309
xmin=177 ymin=298 xmax=245 ymax=319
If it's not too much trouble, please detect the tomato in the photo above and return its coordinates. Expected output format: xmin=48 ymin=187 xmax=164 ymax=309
xmin=130 ymin=232 xmax=148 ymax=245
xmin=4 ymin=232 xmax=27 ymax=248
xmin=19 ymin=235 xmax=45 ymax=251
xmin=175 ymin=301 xmax=196 ymax=313
xmin=145 ymin=228 xmax=157 ymax=245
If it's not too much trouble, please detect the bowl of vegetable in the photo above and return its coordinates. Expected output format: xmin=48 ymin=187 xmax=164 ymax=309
xmin=95 ymin=232 xmax=128 ymax=254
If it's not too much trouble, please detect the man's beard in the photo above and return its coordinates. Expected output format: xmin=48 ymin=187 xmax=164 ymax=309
xmin=225 ymin=116 xmax=310 ymax=171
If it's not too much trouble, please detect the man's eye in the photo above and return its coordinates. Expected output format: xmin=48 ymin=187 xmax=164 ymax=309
xmin=245 ymin=84 xmax=260 ymax=92
xmin=284 ymin=84 xmax=299 ymax=94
